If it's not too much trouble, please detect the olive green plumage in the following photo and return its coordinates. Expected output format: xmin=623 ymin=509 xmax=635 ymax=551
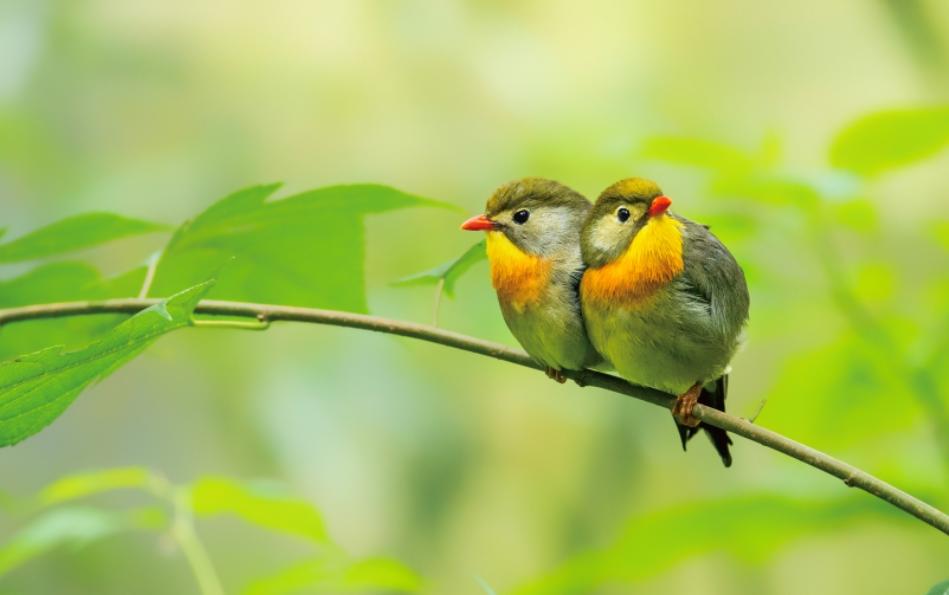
xmin=476 ymin=178 xmax=601 ymax=373
xmin=580 ymin=177 xmax=750 ymax=466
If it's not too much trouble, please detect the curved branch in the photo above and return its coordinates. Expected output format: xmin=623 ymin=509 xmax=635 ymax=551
xmin=1 ymin=298 xmax=947 ymax=535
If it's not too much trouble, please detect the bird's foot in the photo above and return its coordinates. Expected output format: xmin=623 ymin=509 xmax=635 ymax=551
xmin=545 ymin=367 xmax=567 ymax=384
xmin=672 ymin=382 xmax=702 ymax=428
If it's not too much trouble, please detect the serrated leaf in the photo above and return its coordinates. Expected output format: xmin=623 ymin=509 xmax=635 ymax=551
xmin=0 ymin=263 xmax=147 ymax=361
xmin=0 ymin=281 xmax=213 ymax=446
xmin=39 ymin=467 xmax=157 ymax=506
xmin=0 ymin=213 xmax=168 ymax=263
xmin=513 ymin=494 xmax=895 ymax=595
xmin=150 ymin=184 xmax=454 ymax=313
xmin=0 ymin=507 xmax=126 ymax=576
xmin=190 ymin=477 xmax=328 ymax=544
xmin=392 ymin=240 xmax=486 ymax=297
xmin=244 ymin=556 xmax=422 ymax=595
xmin=829 ymin=106 xmax=949 ymax=176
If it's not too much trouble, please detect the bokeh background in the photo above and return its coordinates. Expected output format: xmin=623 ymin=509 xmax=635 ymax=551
xmin=1 ymin=0 xmax=948 ymax=593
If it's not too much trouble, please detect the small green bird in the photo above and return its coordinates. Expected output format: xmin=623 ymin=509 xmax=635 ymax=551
xmin=461 ymin=178 xmax=601 ymax=381
xmin=579 ymin=178 xmax=749 ymax=466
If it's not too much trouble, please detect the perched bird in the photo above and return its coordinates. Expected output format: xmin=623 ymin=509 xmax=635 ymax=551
xmin=461 ymin=178 xmax=601 ymax=381
xmin=579 ymin=178 xmax=749 ymax=466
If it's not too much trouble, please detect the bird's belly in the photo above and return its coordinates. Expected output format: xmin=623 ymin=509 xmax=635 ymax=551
xmin=500 ymin=296 xmax=594 ymax=372
xmin=584 ymin=289 xmax=732 ymax=394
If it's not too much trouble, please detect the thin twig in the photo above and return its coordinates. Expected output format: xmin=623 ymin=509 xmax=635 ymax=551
xmin=170 ymin=487 xmax=224 ymax=595
xmin=137 ymin=251 xmax=162 ymax=299
xmin=0 ymin=298 xmax=947 ymax=535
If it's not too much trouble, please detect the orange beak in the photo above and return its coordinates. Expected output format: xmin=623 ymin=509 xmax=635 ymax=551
xmin=460 ymin=214 xmax=496 ymax=231
xmin=649 ymin=195 xmax=672 ymax=217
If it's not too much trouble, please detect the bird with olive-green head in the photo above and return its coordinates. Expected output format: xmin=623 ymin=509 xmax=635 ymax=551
xmin=580 ymin=177 xmax=749 ymax=466
xmin=462 ymin=178 xmax=601 ymax=381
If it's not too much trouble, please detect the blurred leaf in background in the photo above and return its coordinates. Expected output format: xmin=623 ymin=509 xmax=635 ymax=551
xmin=0 ymin=467 xmax=420 ymax=594
xmin=829 ymin=106 xmax=949 ymax=177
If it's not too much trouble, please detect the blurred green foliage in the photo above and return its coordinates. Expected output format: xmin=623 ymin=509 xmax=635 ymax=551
xmin=1 ymin=2 xmax=948 ymax=594
xmin=1 ymin=467 xmax=419 ymax=594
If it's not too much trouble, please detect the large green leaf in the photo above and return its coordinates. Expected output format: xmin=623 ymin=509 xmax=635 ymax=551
xmin=190 ymin=477 xmax=329 ymax=544
xmin=244 ymin=556 xmax=422 ymax=595
xmin=0 ymin=213 xmax=167 ymax=263
xmin=513 ymin=493 xmax=897 ymax=595
xmin=392 ymin=239 xmax=486 ymax=298
xmin=149 ymin=184 xmax=452 ymax=313
xmin=0 ymin=281 xmax=213 ymax=446
xmin=829 ymin=106 xmax=949 ymax=176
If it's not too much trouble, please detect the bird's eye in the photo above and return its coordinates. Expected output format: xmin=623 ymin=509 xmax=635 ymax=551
xmin=513 ymin=209 xmax=530 ymax=224
xmin=617 ymin=207 xmax=630 ymax=223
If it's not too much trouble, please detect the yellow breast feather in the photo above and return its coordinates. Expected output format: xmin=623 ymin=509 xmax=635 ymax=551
xmin=582 ymin=215 xmax=684 ymax=306
xmin=486 ymin=232 xmax=552 ymax=311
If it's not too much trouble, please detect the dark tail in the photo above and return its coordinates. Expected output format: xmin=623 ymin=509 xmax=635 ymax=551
xmin=675 ymin=375 xmax=733 ymax=467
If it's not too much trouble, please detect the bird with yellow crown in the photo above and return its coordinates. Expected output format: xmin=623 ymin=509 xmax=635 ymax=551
xmin=580 ymin=178 xmax=749 ymax=466
xmin=463 ymin=177 xmax=748 ymax=467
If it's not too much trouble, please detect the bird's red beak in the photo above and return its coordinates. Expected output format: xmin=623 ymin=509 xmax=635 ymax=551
xmin=460 ymin=214 xmax=496 ymax=231
xmin=649 ymin=195 xmax=672 ymax=217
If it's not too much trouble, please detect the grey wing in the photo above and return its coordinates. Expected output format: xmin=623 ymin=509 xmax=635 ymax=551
xmin=679 ymin=219 xmax=750 ymax=342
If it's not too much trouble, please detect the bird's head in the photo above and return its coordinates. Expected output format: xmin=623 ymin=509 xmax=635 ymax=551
xmin=580 ymin=177 xmax=672 ymax=268
xmin=461 ymin=178 xmax=590 ymax=259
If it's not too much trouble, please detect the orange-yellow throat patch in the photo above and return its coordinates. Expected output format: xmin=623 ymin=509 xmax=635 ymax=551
xmin=582 ymin=215 xmax=684 ymax=306
xmin=486 ymin=232 xmax=552 ymax=310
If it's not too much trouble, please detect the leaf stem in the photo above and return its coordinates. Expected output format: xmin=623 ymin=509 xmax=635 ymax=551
xmin=0 ymin=298 xmax=947 ymax=535
xmin=170 ymin=487 xmax=224 ymax=595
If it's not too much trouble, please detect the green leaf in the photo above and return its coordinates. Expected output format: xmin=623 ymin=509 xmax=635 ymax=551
xmin=392 ymin=240 xmax=486 ymax=298
xmin=927 ymin=580 xmax=949 ymax=595
xmin=0 ymin=213 xmax=168 ymax=263
xmin=829 ymin=106 xmax=949 ymax=176
xmin=150 ymin=184 xmax=453 ymax=313
xmin=639 ymin=136 xmax=755 ymax=172
xmin=513 ymin=494 xmax=897 ymax=595
xmin=190 ymin=477 xmax=328 ymax=544
xmin=0 ymin=507 xmax=126 ymax=576
xmin=0 ymin=263 xmax=147 ymax=361
xmin=39 ymin=467 xmax=158 ymax=506
xmin=244 ymin=556 xmax=422 ymax=595
xmin=0 ymin=281 xmax=213 ymax=446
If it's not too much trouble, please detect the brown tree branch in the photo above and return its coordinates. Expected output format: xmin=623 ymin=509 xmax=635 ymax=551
xmin=0 ymin=298 xmax=947 ymax=535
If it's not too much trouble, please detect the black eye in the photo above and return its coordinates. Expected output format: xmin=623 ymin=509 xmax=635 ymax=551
xmin=617 ymin=207 xmax=630 ymax=223
xmin=513 ymin=209 xmax=530 ymax=224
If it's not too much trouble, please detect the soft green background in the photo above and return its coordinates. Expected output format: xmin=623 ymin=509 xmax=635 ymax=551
xmin=1 ymin=0 xmax=948 ymax=593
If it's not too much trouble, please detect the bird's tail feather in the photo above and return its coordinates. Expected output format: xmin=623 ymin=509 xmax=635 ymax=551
xmin=675 ymin=375 xmax=733 ymax=467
